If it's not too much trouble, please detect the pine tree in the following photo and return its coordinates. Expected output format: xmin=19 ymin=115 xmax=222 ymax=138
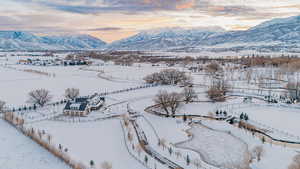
xmin=183 ymin=114 xmax=187 ymax=122
xmin=244 ymin=114 xmax=249 ymax=121
xmin=90 ymin=160 xmax=94 ymax=167
xmin=168 ymin=147 xmax=173 ymax=155
xmin=186 ymin=154 xmax=190 ymax=165
xmin=216 ymin=110 xmax=219 ymax=116
xmin=144 ymin=155 xmax=148 ymax=164
xmin=240 ymin=113 xmax=244 ymax=120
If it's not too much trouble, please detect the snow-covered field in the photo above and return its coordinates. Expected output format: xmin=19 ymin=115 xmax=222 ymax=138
xmin=0 ymin=119 xmax=70 ymax=169
xmin=0 ymin=62 xmax=143 ymax=107
xmin=236 ymin=104 xmax=300 ymax=139
xmin=30 ymin=119 xmax=146 ymax=169
xmin=1 ymin=53 xmax=300 ymax=169
xmin=177 ymin=124 xmax=249 ymax=169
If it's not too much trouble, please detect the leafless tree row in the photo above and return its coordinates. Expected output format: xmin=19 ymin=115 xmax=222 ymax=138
xmin=27 ymin=88 xmax=80 ymax=107
xmin=28 ymin=89 xmax=52 ymax=106
xmin=0 ymin=100 xmax=5 ymax=113
xmin=144 ymin=69 xmax=192 ymax=85
xmin=154 ymin=87 xmax=197 ymax=116
xmin=207 ymin=78 xmax=229 ymax=102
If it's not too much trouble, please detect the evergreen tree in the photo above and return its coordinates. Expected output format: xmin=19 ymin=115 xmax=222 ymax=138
xmin=229 ymin=118 xmax=234 ymax=124
xmin=168 ymin=147 xmax=173 ymax=155
xmin=144 ymin=155 xmax=148 ymax=164
xmin=216 ymin=110 xmax=219 ymax=116
xmin=240 ymin=113 xmax=244 ymax=120
xmin=90 ymin=160 xmax=94 ymax=167
xmin=244 ymin=114 xmax=249 ymax=121
xmin=186 ymin=154 xmax=190 ymax=165
xmin=183 ymin=114 xmax=187 ymax=122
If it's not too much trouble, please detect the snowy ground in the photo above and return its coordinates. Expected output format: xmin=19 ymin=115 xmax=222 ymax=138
xmin=0 ymin=62 xmax=143 ymax=107
xmin=0 ymin=119 xmax=70 ymax=169
xmin=236 ymin=104 xmax=300 ymax=140
xmin=176 ymin=124 xmax=249 ymax=169
xmin=1 ymin=54 xmax=300 ymax=169
xmin=30 ymin=119 xmax=146 ymax=169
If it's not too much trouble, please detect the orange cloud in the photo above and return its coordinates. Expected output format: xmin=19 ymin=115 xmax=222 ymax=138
xmin=176 ymin=0 xmax=195 ymax=10
xmin=87 ymin=29 xmax=138 ymax=43
xmin=275 ymin=4 xmax=300 ymax=9
xmin=230 ymin=25 xmax=250 ymax=30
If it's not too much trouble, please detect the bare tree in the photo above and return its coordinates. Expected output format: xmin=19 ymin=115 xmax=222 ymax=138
xmin=0 ymin=100 xmax=5 ymax=113
xmin=101 ymin=161 xmax=112 ymax=169
xmin=47 ymin=134 xmax=52 ymax=144
xmin=193 ymin=158 xmax=202 ymax=169
xmin=127 ymin=132 xmax=133 ymax=143
xmin=207 ymin=78 xmax=228 ymax=102
xmin=175 ymin=151 xmax=182 ymax=159
xmin=158 ymin=138 xmax=167 ymax=150
xmin=168 ymin=92 xmax=183 ymax=115
xmin=182 ymin=87 xmax=198 ymax=103
xmin=154 ymin=90 xmax=171 ymax=115
xmin=252 ymin=146 xmax=264 ymax=162
xmin=286 ymin=81 xmax=300 ymax=101
xmin=144 ymin=69 xmax=192 ymax=85
xmin=28 ymin=89 xmax=52 ymax=106
xmin=136 ymin=144 xmax=143 ymax=156
xmin=154 ymin=90 xmax=182 ymax=116
xmin=65 ymin=88 xmax=80 ymax=100
xmin=205 ymin=62 xmax=223 ymax=76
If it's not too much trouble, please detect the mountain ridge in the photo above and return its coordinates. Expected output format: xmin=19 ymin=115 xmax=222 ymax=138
xmin=0 ymin=31 xmax=106 ymax=50
xmin=1 ymin=15 xmax=300 ymax=52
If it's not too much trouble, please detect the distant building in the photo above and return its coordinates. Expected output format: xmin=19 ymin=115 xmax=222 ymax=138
xmin=17 ymin=57 xmax=91 ymax=66
xmin=243 ymin=97 xmax=253 ymax=103
xmin=18 ymin=59 xmax=30 ymax=65
xmin=63 ymin=94 xmax=105 ymax=116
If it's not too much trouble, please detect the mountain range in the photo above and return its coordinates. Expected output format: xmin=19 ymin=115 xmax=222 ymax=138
xmin=0 ymin=32 xmax=106 ymax=50
xmin=0 ymin=15 xmax=299 ymax=52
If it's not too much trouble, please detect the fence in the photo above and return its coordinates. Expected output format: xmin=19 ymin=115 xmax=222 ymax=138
xmin=216 ymin=103 xmax=300 ymax=144
xmin=120 ymin=120 xmax=153 ymax=169
xmin=7 ymin=83 xmax=159 ymax=114
xmin=3 ymin=111 xmax=89 ymax=169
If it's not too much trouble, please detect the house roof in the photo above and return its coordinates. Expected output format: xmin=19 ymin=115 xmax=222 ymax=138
xmin=64 ymin=101 xmax=88 ymax=111
xmin=64 ymin=96 xmax=104 ymax=112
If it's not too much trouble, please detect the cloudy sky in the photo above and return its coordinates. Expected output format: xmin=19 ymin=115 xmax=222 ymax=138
xmin=0 ymin=0 xmax=299 ymax=42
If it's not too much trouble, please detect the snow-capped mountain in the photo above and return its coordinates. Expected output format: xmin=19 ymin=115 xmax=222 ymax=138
xmin=0 ymin=31 xmax=106 ymax=50
xmin=41 ymin=35 xmax=106 ymax=50
xmin=199 ymin=15 xmax=300 ymax=46
xmin=1 ymin=15 xmax=300 ymax=52
xmin=106 ymin=15 xmax=300 ymax=52
xmin=106 ymin=27 xmax=225 ymax=50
